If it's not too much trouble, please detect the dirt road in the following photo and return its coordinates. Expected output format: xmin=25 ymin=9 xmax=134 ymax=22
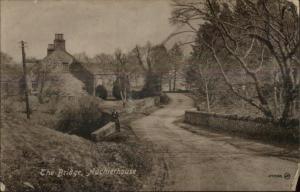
xmin=131 ymin=93 xmax=298 ymax=191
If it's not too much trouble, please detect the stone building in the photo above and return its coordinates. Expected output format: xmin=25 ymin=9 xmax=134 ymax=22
xmin=31 ymin=33 xmax=116 ymax=98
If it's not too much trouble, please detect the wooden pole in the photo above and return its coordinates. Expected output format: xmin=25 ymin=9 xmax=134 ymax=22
xmin=21 ymin=40 xmax=30 ymax=119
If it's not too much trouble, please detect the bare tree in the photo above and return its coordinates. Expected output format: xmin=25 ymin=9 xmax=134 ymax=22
xmin=169 ymin=43 xmax=184 ymax=91
xmin=114 ymin=49 xmax=130 ymax=106
xmin=92 ymin=53 xmax=115 ymax=71
xmin=73 ymin=52 xmax=91 ymax=63
xmin=171 ymin=0 xmax=299 ymax=125
xmin=132 ymin=42 xmax=170 ymax=96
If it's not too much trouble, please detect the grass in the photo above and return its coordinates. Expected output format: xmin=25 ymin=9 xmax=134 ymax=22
xmin=0 ymin=106 xmax=154 ymax=192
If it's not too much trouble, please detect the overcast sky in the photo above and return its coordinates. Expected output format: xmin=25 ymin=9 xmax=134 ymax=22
xmin=1 ymin=0 xmax=175 ymax=62
xmin=1 ymin=0 xmax=299 ymax=62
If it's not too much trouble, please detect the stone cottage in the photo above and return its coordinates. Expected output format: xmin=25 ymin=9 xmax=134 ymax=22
xmin=31 ymin=33 xmax=116 ymax=98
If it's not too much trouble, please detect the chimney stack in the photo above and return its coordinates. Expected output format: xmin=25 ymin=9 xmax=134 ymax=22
xmin=47 ymin=44 xmax=54 ymax=56
xmin=53 ymin=33 xmax=65 ymax=51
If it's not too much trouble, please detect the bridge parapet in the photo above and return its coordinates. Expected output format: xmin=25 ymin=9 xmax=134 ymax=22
xmin=185 ymin=110 xmax=299 ymax=144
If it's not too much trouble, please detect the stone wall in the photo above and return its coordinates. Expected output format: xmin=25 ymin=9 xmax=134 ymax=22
xmin=91 ymin=96 xmax=160 ymax=141
xmin=91 ymin=122 xmax=116 ymax=142
xmin=185 ymin=110 xmax=299 ymax=143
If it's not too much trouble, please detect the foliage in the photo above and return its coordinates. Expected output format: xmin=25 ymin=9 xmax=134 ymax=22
xmin=113 ymin=76 xmax=131 ymax=100
xmin=169 ymin=43 xmax=184 ymax=91
xmin=56 ymin=96 xmax=109 ymax=138
xmin=93 ymin=53 xmax=115 ymax=71
xmin=131 ymin=43 xmax=171 ymax=96
xmin=112 ymin=49 xmax=131 ymax=103
xmin=95 ymin=85 xmax=108 ymax=99
xmin=38 ymin=73 xmax=87 ymax=103
xmin=159 ymin=92 xmax=170 ymax=105
xmin=131 ymin=90 xmax=142 ymax=99
xmin=169 ymin=43 xmax=183 ymax=66
xmin=113 ymin=81 xmax=122 ymax=100
xmin=1 ymin=51 xmax=15 ymax=65
xmin=171 ymin=0 xmax=299 ymax=124
xmin=140 ymin=72 xmax=162 ymax=97
xmin=73 ymin=52 xmax=91 ymax=63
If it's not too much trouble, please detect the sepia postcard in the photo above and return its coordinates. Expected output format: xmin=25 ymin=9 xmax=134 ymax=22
xmin=0 ymin=0 xmax=299 ymax=191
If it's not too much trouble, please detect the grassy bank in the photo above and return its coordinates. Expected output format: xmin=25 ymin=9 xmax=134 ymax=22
xmin=0 ymin=105 xmax=157 ymax=192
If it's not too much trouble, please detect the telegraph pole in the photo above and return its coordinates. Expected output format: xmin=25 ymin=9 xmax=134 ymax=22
xmin=20 ymin=40 xmax=30 ymax=119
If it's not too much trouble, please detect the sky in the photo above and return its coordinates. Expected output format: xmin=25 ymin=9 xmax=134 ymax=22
xmin=1 ymin=0 xmax=299 ymax=62
xmin=1 ymin=0 xmax=176 ymax=62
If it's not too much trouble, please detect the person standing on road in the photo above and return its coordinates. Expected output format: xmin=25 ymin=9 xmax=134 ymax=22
xmin=112 ymin=109 xmax=120 ymax=132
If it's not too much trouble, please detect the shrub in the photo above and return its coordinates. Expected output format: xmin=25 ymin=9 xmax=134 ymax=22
xmin=95 ymin=85 xmax=108 ymax=100
xmin=159 ymin=93 xmax=170 ymax=105
xmin=140 ymin=73 xmax=161 ymax=97
xmin=112 ymin=83 xmax=122 ymax=100
xmin=112 ymin=76 xmax=131 ymax=100
xmin=56 ymin=96 xmax=110 ymax=139
xmin=131 ymin=90 xmax=141 ymax=99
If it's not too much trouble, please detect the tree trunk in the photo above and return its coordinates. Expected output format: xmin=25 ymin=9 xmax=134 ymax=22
xmin=173 ymin=68 xmax=177 ymax=92
xmin=280 ymin=75 xmax=295 ymax=125
xmin=169 ymin=76 xmax=172 ymax=91
xmin=279 ymin=88 xmax=283 ymax=114
xmin=160 ymin=73 xmax=163 ymax=91
xmin=93 ymin=76 xmax=96 ymax=96
xmin=204 ymin=78 xmax=211 ymax=112
xmin=274 ymin=86 xmax=278 ymax=119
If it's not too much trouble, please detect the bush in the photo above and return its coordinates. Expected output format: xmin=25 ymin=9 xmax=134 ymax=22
xmin=113 ymin=83 xmax=122 ymax=100
xmin=160 ymin=93 xmax=170 ymax=105
xmin=95 ymin=85 xmax=108 ymax=100
xmin=140 ymin=73 xmax=161 ymax=97
xmin=131 ymin=90 xmax=141 ymax=99
xmin=56 ymin=96 xmax=111 ymax=139
xmin=113 ymin=76 xmax=130 ymax=100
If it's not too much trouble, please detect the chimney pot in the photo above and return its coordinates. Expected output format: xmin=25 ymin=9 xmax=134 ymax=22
xmin=55 ymin=33 xmax=64 ymax=40
xmin=47 ymin=44 xmax=54 ymax=55
xmin=54 ymin=33 xmax=65 ymax=51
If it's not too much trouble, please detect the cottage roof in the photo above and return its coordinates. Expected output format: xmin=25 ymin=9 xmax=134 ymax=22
xmin=41 ymin=49 xmax=75 ymax=66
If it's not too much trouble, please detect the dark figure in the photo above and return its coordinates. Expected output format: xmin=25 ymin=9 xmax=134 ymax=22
xmin=112 ymin=110 xmax=120 ymax=132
